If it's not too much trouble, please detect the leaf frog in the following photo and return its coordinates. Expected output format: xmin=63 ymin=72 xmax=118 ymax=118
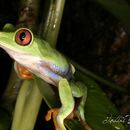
xmin=0 ymin=27 xmax=90 ymax=130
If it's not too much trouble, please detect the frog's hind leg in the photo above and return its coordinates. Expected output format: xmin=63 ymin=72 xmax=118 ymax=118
xmin=70 ymin=82 xmax=92 ymax=130
xmin=78 ymin=83 xmax=87 ymax=122
xmin=56 ymin=78 xmax=75 ymax=130
xmin=70 ymin=82 xmax=87 ymax=121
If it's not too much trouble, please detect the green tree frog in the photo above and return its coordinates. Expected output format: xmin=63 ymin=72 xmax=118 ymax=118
xmin=0 ymin=27 xmax=89 ymax=130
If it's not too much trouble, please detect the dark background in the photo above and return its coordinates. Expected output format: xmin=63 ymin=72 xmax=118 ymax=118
xmin=0 ymin=0 xmax=130 ymax=129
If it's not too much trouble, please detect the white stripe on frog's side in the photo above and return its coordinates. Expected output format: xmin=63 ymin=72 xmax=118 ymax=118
xmin=49 ymin=62 xmax=69 ymax=75
xmin=1 ymin=46 xmax=56 ymax=84
xmin=37 ymin=63 xmax=62 ymax=86
xmin=1 ymin=46 xmax=66 ymax=86
xmin=1 ymin=45 xmax=73 ymax=86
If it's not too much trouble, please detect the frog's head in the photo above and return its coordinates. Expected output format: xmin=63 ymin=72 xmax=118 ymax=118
xmin=0 ymin=28 xmax=40 ymax=58
xmin=0 ymin=28 xmax=47 ymax=77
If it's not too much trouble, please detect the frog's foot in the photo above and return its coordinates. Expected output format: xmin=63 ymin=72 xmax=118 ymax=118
xmin=45 ymin=108 xmax=61 ymax=130
xmin=14 ymin=62 xmax=33 ymax=79
xmin=45 ymin=108 xmax=75 ymax=130
xmin=73 ymin=111 xmax=92 ymax=130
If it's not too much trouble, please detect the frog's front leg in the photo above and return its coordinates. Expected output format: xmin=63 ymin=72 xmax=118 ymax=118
xmin=14 ymin=62 xmax=33 ymax=79
xmin=57 ymin=79 xmax=75 ymax=130
xmin=45 ymin=78 xmax=75 ymax=130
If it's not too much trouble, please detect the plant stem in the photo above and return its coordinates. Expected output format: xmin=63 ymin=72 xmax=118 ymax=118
xmin=1 ymin=67 xmax=22 ymax=113
xmin=11 ymin=80 xmax=42 ymax=130
xmin=11 ymin=0 xmax=42 ymax=130
xmin=11 ymin=80 xmax=31 ymax=130
xmin=19 ymin=82 xmax=42 ymax=130
xmin=39 ymin=0 xmax=65 ymax=47
xmin=72 ymin=60 xmax=129 ymax=93
xmin=17 ymin=0 xmax=40 ymax=33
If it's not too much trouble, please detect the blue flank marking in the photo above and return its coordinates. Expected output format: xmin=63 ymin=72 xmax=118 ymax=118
xmin=47 ymin=68 xmax=62 ymax=81
xmin=50 ymin=63 xmax=70 ymax=76
xmin=38 ymin=61 xmax=72 ymax=82
xmin=39 ymin=65 xmax=62 ymax=82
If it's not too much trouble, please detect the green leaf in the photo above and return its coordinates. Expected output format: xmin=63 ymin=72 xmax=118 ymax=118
xmin=76 ymin=71 xmax=129 ymax=130
xmin=35 ymin=76 xmax=60 ymax=108
xmin=66 ymin=119 xmax=86 ymax=130
xmin=36 ymin=70 xmax=129 ymax=130
xmin=94 ymin=0 xmax=130 ymax=33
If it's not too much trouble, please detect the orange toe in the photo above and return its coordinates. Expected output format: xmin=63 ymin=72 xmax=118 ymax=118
xmin=16 ymin=63 xmax=33 ymax=79
xmin=45 ymin=108 xmax=61 ymax=130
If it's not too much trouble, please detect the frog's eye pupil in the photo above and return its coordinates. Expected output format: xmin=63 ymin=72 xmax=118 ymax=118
xmin=19 ymin=32 xmax=26 ymax=41
xmin=15 ymin=28 xmax=32 ymax=46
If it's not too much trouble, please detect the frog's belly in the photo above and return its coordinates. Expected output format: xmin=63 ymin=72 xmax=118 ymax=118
xmin=6 ymin=49 xmax=71 ymax=86
xmin=16 ymin=57 xmax=60 ymax=85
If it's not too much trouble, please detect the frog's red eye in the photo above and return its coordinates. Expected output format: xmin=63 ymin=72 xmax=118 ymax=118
xmin=15 ymin=28 xmax=32 ymax=46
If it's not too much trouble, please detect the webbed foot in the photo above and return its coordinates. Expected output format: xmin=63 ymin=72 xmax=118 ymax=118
xmin=45 ymin=108 xmax=61 ymax=130
xmin=45 ymin=108 xmax=76 ymax=130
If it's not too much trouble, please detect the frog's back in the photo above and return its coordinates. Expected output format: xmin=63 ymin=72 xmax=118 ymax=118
xmin=37 ymin=38 xmax=72 ymax=77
